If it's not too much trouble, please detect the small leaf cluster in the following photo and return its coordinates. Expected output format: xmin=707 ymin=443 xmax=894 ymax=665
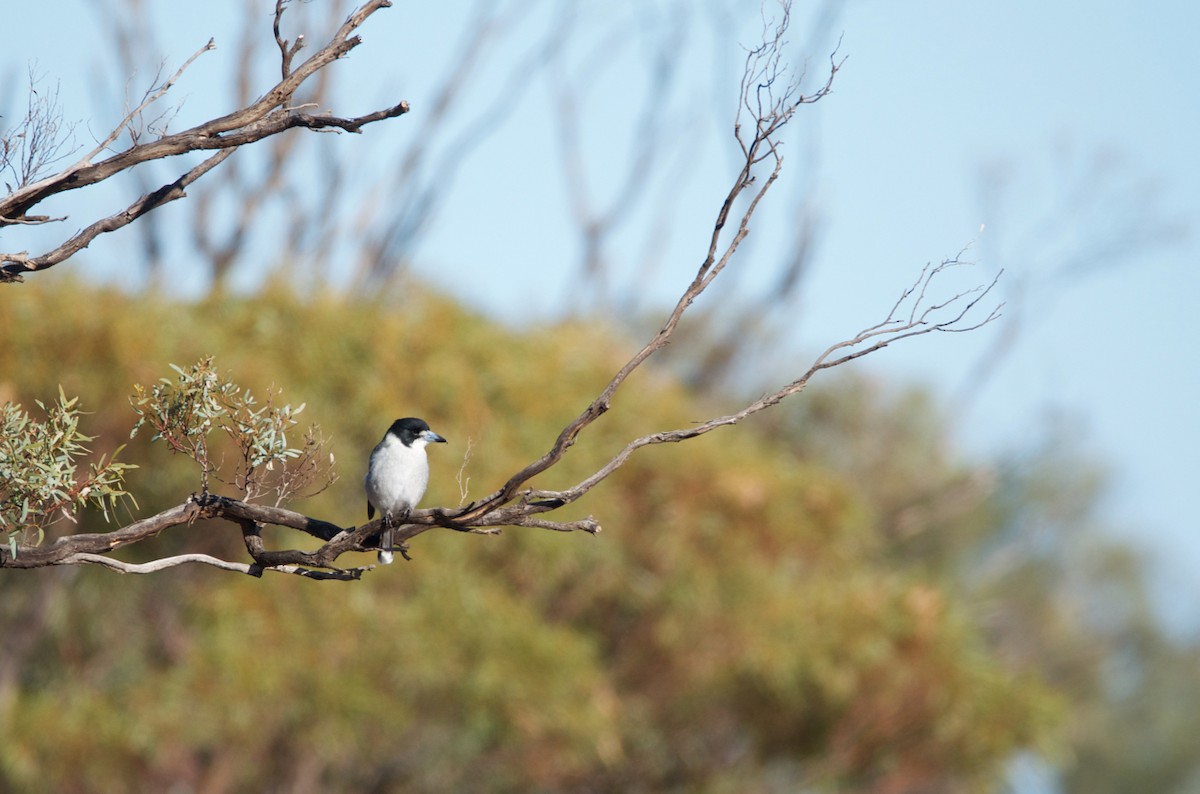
xmin=129 ymin=357 xmax=334 ymax=503
xmin=0 ymin=387 xmax=135 ymax=555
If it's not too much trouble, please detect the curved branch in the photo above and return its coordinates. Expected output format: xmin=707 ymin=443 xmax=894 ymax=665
xmin=66 ymin=552 xmax=255 ymax=575
xmin=64 ymin=552 xmax=367 ymax=580
xmin=524 ymin=258 xmax=1002 ymax=508
xmin=0 ymin=148 xmax=237 ymax=282
xmin=0 ymin=488 xmax=600 ymax=575
xmin=1 ymin=501 xmax=201 ymax=568
xmin=450 ymin=19 xmax=840 ymax=525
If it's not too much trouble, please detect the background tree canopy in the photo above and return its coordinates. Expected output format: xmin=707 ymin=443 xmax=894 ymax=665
xmin=1 ymin=281 xmax=1197 ymax=792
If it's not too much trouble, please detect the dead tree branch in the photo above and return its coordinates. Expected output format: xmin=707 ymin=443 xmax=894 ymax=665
xmin=523 ymin=258 xmax=1002 ymax=508
xmin=449 ymin=6 xmax=843 ymax=526
xmin=0 ymin=148 xmax=236 ymax=277
xmin=0 ymin=0 xmax=405 ymax=283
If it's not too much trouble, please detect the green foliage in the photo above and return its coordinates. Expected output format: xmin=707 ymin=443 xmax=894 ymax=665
xmin=0 ymin=278 xmax=1191 ymax=792
xmin=0 ymin=386 xmax=135 ymax=555
xmin=129 ymin=357 xmax=333 ymax=502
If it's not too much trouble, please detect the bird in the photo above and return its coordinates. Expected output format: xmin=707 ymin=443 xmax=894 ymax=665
xmin=365 ymin=417 xmax=447 ymax=564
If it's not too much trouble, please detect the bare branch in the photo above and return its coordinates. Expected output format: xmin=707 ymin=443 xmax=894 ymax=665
xmin=1 ymin=0 xmax=404 ymax=282
xmin=354 ymin=2 xmax=554 ymax=286
xmin=0 ymin=148 xmax=235 ymax=282
xmin=63 ymin=552 xmax=366 ymax=580
xmin=524 ymin=259 xmax=1002 ymax=506
xmin=548 ymin=10 xmax=683 ymax=307
xmin=0 ymin=214 xmax=65 ymax=226
xmin=456 ymin=438 xmax=474 ymax=506
xmin=65 ymin=552 xmax=256 ymax=575
xmin=0 ymin=484 xmax=595 ymax=575
xmin=80 ymin=38 xmax=216 ymax=168
xmin=1 ymin=69 xmax=79 ymax=190
xmin=1 ymin=501 xmax=200 ymax=568
xmin=449 ymin=5 xmax=839 ymax=525
xmin=274 ymin=0 xmax=307 ymax=82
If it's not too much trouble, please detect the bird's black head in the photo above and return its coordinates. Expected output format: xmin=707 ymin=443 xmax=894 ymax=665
xmin=387 ymin=417 xmax=448 ymax=447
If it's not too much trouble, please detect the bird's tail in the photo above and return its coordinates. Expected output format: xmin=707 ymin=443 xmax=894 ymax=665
xmin=378 ymin=524 xmax=394 ymax=565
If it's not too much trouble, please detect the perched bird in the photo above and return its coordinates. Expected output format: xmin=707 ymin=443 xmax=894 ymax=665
xmin=365 ymin=417 xmax=447 ymax=564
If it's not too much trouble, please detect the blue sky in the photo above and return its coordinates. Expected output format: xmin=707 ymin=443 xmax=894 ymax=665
xmin=6 ymin=1 xmax=1199 ymax=629
xmin=817 ymin=1 xmax=1200 ymax=630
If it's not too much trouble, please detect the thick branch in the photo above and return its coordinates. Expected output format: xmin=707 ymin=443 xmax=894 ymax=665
xmin=1 ymin=251 xmax=996 ymax=575
xmin=0 ymin=490 xmax=585 ymax=575
xmin=1 ymin=501 xmax=202 ymax=567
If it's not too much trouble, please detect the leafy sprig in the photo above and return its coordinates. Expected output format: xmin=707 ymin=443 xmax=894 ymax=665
xmin=0 ymin=387 xmax=136 ymax=556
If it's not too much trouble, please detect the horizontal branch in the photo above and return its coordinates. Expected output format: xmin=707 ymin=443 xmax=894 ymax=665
xmin=65 ymin=551 xmax=255 ymax=575
xmin=1 ymin=501 xmax=201 ymax=568
xmin=0 ymin=493 xmax=337 ymax=568
xmin=0 ymin=99 xmax=411 ymax=281
xmin=63 ymin=552 xmax=368 ymax=580
xmin=0 ymin=490 xmax=595 ymax=575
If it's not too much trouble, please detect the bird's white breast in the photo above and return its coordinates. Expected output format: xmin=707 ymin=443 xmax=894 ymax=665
xmin=364 ymin=434 xmax=430 ymax=517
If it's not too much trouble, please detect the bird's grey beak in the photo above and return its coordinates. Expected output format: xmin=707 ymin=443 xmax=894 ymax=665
xmin=423 ymin=430 xmax=447 ymax=444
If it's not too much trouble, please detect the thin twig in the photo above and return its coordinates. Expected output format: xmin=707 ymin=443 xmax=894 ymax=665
xmin=79 ymin=39 xmax=217 ymax=169
xmin=456 ymin=437 xmax=474 ymax=505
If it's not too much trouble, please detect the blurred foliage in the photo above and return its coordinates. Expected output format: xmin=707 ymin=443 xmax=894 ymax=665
xmin=0 ymin=279 xmax=1195 ymax=792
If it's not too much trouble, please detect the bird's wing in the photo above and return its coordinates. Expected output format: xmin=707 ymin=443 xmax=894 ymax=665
xmin=367 ymin=501 xmax=375 ymax=520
